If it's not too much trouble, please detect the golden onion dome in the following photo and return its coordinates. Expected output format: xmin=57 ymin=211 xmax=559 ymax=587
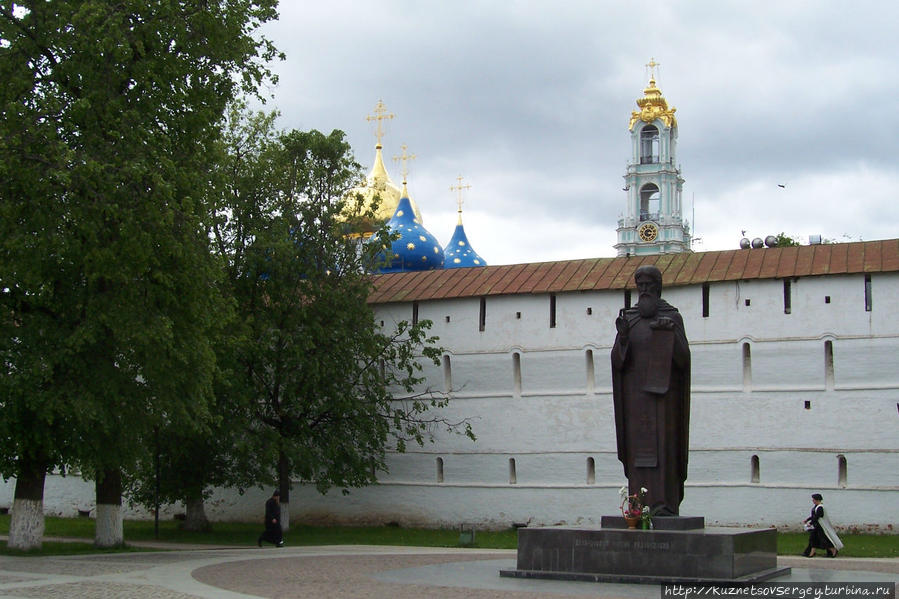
xmin=344 ymin=100 xmax=424 ymax=231
xmin=343 ymin=144 xmax=424 ymax=236
xmin=629 ymin=77 xmax=677 ymax=130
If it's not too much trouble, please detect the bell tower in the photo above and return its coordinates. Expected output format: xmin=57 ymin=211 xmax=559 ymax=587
xmin=615 ymin=60 xmax=690 ymax=257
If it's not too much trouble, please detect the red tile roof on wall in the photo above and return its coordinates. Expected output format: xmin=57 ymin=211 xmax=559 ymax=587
xmin=368 ymin=239 xmax=899 ymax=304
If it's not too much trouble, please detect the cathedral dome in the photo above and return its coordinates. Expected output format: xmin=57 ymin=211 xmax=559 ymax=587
xmin=374 ymin=188 xmax=444 ymax=273
xmin=444 ymin=216 xmax=486 ymax=268
xmin=345 ymin=144 xmax=424 ymax=234
xmin=345 ymin=100 xmax=423 ymax=233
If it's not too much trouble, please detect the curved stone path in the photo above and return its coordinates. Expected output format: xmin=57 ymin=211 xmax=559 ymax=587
xmin=0 ymin=543 xmax=894 ymax=599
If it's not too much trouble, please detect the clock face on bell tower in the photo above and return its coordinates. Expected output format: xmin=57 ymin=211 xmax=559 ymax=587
xmin=638 ymin=222 xmax=658 ymax=242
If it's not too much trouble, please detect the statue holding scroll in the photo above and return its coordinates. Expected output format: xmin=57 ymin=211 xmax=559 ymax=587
xmin=611 ymin=265 xmax=691 ymax=516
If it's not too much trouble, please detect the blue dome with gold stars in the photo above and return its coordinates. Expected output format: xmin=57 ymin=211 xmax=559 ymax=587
xmin=444 ymin=220 xmax=486 ymax=268
xmin=375 ymin=193 xmax=445 ymax=273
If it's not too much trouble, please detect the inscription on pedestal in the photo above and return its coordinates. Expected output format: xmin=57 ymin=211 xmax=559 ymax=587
xmin=574 ymin=538 xmax=671 ymax=551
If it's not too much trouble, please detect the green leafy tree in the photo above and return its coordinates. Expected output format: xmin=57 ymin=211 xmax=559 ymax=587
xmin=0 ymin=1 xmax=279 ymax=548
xmin=211 ymin=108 xmax=474 ymax=529
xmin=774 ymin=233 xmax=801 ymax=247
xmin=126 ymin=397 xmax=248 ymax=532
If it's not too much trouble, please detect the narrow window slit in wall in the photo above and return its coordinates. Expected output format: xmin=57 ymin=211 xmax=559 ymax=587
xmin=436 ymin=457 xmax=444 ymax=483
xmin=512 ymin=352 xmax=522 ymax=397
xmin=824 ymin=296 xmax=831 ymax=304
xmin=380 ymin=320 xmax=384 ymax=327
xmin=742 ymin=343 xmax=752 ymax=391
xmin=783 ymin=279 xmax=792 ymax=314
xmin=586 ymin=307 xmax=593 ymax=315
xmin=479 ymin=297 xmax=486 ymax=331
xmin=750 ymin=455 xmax=760 ymax=483
xmin=586 ymin=457 xmax=596 ymax=485
xmin=585 ymin=349 xmax=595 ymax=393
xmin=508 ymin=458 xmax=517 ymax=484
xmin=824 ymin=341 xmax=834 ymax=390
xmin=549 ymin=294 xmax=557 ymax=328
xmin=515 ymin=311 xmax=521 ymax=319
xmin=864 ymin=274 xmax=872 ymax=312
xmin=412 ymin=301 xmax=419 ymax=325
xmin=702 ymin=283 xmax=710 ymax=318
xmin=624 ymin=289 xmax=632 ymax=310
xmin=445 ymin=315 xmax=451 ymax=323
xmin=442 ymin=355 xmax=452 ymax=393
xmin=804 ymin=400 xmax=811 ymax=410
xmin=745 ymin=299 xmax=751 ymax=307
xmin=837 ymin=455 xmax=847 ymax=487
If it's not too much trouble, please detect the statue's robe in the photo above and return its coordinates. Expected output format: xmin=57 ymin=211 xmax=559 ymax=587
xmin=611 ymin=301 xmax=690 ymax=515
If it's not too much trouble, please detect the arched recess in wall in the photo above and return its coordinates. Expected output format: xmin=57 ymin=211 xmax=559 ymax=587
xmin=586 ymin=457 xmax=596 ymax=485
xmin=508 ymin=458 xmax=517 ymax=485
xmin=442 ymin=354 xmax=452 ymax=393
xmin=750 ymin=455 xmax=760 ymax=483
xmin=512 ymin=351 xmax=522 ymax=397
xmin=436 ymin=457 xmax=444 ymax=483
xmin=823 ymin=338 xmax=835 ymax=390
xmin=585 ymin=348 xmax=595 ymax=393
xmin=837 ymin=454 xmax=847 ymax=488
xmin=741 ymin=340 xmax=752 ymax=392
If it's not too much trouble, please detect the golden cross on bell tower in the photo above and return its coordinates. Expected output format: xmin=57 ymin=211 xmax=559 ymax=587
xmin=392 ymin=144 xmax=416 ymax=184
xmin=449 ymin=175 xmax=471 ymax=225
xmin=365 ymin=99 xmax=394 ymax=148
xmin=645 ymin=57 xmax=660 ymax=83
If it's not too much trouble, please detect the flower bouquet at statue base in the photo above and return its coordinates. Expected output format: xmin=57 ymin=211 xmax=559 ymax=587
xmin=619 ymin=486 xmax=652 ymax=529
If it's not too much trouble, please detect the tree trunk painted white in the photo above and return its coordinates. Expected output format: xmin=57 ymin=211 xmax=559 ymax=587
xmin=95 ymin=503 xmax=123 ymax=547
xmin=8 ymin=498 xmax=44 ymax=550
xmin=280 ymin=502 xmax=289 ymax=532
xmin=183 ymin=497 xmax=210 ymax=531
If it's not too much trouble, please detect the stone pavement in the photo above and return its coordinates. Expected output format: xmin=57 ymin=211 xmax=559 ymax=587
xmin=0 ymin=543 xmax=894 ymax=599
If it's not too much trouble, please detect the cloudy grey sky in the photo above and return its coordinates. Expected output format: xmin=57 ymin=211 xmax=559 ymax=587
xmin=258 ymin=0 xmax=898 ymax=265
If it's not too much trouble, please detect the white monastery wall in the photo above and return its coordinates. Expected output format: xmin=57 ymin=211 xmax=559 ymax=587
xmin=2 ymin=271 xmax=895 ymax=532
xmin=334 ymin=270 xmax=897 ymax=532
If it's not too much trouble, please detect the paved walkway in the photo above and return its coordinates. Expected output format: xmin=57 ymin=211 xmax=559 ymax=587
xmin=0 ymin=543 xmax=894 ymax=599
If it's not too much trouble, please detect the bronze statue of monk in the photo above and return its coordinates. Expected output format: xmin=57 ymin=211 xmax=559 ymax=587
xmin=611 ymin=265 xmax=690 ymax=516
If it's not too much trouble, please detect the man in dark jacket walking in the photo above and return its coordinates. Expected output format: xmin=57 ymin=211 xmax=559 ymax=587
xmin=257 ymin=489 xmax=284 ymax=547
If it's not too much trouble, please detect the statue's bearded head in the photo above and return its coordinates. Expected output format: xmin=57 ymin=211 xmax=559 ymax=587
xmin=634 ymin=265 xmax=663 ymax=318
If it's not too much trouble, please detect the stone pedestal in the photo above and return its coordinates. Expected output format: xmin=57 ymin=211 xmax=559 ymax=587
xmin=601 ymin=514 xmax=705 ymax=530
xmin=499 ymin=523 xmax=790 ymax=584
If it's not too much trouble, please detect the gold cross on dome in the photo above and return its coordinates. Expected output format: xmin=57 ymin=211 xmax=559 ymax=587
xmin=392 ymin=144 xmax=416 ymax=183
xmin=646 ymin=57 xmax=660 ymax=82
xmin=365 ymin=99 xmax=394 ymax=148
xmin=449 ymin=175 xmax=471 ymax=215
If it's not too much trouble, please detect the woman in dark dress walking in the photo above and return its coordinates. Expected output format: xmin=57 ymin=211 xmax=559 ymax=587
xmin=802 ymin=493 xmax=842 ymax=557
xmin=258 ymin=489 xmax=284 ymax=547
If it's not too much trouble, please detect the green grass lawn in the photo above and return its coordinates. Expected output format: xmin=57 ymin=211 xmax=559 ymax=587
xmin=0 ymin=515 xmax=895 ymax=558
xmin=777 ymin=531 xmax=898 ymax=558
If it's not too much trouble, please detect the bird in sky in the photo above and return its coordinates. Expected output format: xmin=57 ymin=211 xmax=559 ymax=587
xmin=777 ymin=184 xmax=786 ymax=188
